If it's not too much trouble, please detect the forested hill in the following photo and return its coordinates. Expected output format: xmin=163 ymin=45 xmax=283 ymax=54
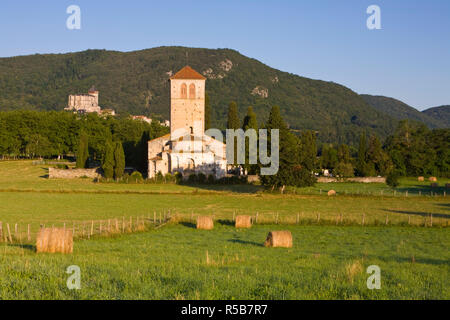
xmin=422 ymin=105 xmax=450 ymax=128
xmin=0 ymin=47 xmax=401 ymax=145
xmin=361 ymin=94 xmax=448 ymax=129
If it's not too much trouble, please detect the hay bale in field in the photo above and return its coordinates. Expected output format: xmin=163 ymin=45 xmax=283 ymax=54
xmin=235 ymin=215 xmax=252 ymax=229
xmin=264 ymin=231 xmax=293 ymax=248
xmin=418 ymin=176 xmax=424 ymax=182
xmin=431 ymin=183 xmax=438 ymax=188
xmin=328 ymin=190 xmax=336 ymax=196
xmin=36 ymin=228 xmax=73 ymax=254
xmin=196 ymin=216 xmax=214 ymax=230
xmin=429 ymin=177 xmax=437 ymax=182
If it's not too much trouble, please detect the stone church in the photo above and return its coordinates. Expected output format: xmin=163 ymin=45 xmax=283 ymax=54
xmin=147 ymin=66 xmax=227 ymax=179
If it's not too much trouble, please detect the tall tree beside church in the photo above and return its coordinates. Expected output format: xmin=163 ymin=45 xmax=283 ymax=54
xmin=205 ymin=93 xmax=212 ymax=130
xmin=259 ymin=106 xmax=315 ymax=189
xmin=102 ymin=140 xmax=114 ymax=179
xmin=76 ymin=131 xmax=89 ymax=168
xmin=242 ymin=106 xmax=258 ymax=174
xmin=227 ymin=101 xmax=240 ymax=130
xmin=113 ymin=141 xmax=125 ymax=180
xmin=227 ymin=101 xmax=240 ymax=165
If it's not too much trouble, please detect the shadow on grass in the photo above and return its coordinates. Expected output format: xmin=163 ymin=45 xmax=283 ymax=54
xmin=180 ymin=222 xmax=196 ymax=229
xmin=216 ymin=219 xmax=234 ymax=226
xmin=39 ymin=167 xmax=49 ymax=179
xmin=435 ymin=203 xmax=450 ymax=210
xmin=181 ymin=183 xmax=262 ymax=194
xmin=383 ymin=209 xmax=449 ymax=219
xmin=227 ymin=239 xmax=263 ymax=247
xmin=7 ymin=243 xmax=35 ymax=252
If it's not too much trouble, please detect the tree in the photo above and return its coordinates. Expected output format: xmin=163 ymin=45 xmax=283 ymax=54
xmin=356 ymin=132 xmax=367 ymax=176
xmin=259 ymin=106 xmax=315 ymax=189
xmin=102 ymin=140 xmax=114 ymax=179
xmin=242 ymin=106 xmax=258 ymax=174
xmin=299 ymin=131 xmax=317 ymax=172
xmin=205 ymin=93 xmax=212 ymax=130
xmin=76 ymin=131 xmax=89 ymax=168
xmin=227 ymin=101 xmax=240 ymax=130
xmin=113 ymin=141 xmax=125 ymax=180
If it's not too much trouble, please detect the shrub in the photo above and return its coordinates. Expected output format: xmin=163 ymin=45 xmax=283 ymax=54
xmin=386 ymin=170 xmax=400 ymax=188
xmin=188 ymin=173 xmax=198 ymax=184
xmin=197 ymin=173 xmax=206 ymax=184
xmin=207 ymin=174 xmax=215 ymax=184
xmin=174 ymin=172 xmax=183 ymax=184
xmin=130 ymin=171 xmax=144 ymax=183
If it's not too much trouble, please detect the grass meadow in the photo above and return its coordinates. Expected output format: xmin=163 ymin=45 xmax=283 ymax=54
xmin=0 ymin=160 xmax=448 ymax=299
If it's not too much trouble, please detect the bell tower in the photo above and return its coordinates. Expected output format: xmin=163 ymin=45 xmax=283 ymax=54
xmin=170 ymin=66 xmax=206 ymax=140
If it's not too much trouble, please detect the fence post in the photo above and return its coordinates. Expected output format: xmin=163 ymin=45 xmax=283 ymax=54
xmin=362 ymin=213 xmax=365 ymax=226
xmin=91 ymin=221 xmax=94 ymax=237
xmin=27 ymin=224 xmax=31 ymax=241
xmin=115 ymin=219 xmax=119 ymax=232
xmin=408 ymin=215 xmax=411 ymax=225
xmin=296 ymin=213 xmax=299 ymax=225
xmin=385 ymin=215 xmax=389 ymax=225
xmin=256 ymin=212 xmax=259 ymax=224
xmin=0 ymin=221 xmax=3 ymax=240
xmin=154 ymin=212 xmax=157 ymax=224
xmin=130 ymin=216 xmax=132 ymax=231
xmin=7 ymin=223 xmax=12 ymax=243
xmin=122 ymin=217 xmax=125 ymax=233
xmin=430 ymin=214 xmax=433 ymax=227
xmin=276 ymin=213 xmax=279 ymax=224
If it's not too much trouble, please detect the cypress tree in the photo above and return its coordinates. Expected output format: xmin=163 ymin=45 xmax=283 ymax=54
xmin=242 ymin=106 xmax=258 ymax=174
xmin=205 ymin=93 xmax=212 ymax=130
xmin=76 ymin=131 xmax=89 ymax=169
xmin=227 ymin=101 xmax=240 ymax=129
xmin=114 ymin=141 xmax=125 ymax=180
xmin=102 ymin=140 xmax=114 ymax=179
xmin=357 ymin=132 xmax=367 ymax=176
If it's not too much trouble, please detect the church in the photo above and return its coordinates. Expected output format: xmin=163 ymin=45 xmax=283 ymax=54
xmin=147 ymin=66 xmax=227 ymax=179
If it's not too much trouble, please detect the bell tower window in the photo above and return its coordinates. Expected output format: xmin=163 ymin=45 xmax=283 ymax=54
xmin=189 ymin=84 xmax=196 ymax=99
xmin=181 ymin=83 xmax=187 ymax=99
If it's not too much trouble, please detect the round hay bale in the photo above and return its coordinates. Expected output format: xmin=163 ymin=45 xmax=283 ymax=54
xmin=264 ymin=231 xmax=293 ymax=248
xmin=429 ymin=177 xmax=437 ymax=182
xmin=36 ymin=228 xmax=73 ymax=254
xmin=235 ymin=215 xmax=252 ymax=229
xmin=418 ymin=176 xmax=424 ymax=182
xmin=328 ymin=190 xmax=336 ymax=196
xmin=431 ymin=183 xmax=438 ymax=188
xmin=196 ymin=216 xmax=214 ymax=230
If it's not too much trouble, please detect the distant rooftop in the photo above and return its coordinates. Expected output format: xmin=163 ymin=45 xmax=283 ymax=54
xmin=170 ymin=66 xmax=206 ymax=80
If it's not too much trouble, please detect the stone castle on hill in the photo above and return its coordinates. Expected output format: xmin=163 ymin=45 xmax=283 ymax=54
xmin=65 ymin=86 xmax=115 ymax=116
xmin=147 ymin=66 xmax=227 ymax=179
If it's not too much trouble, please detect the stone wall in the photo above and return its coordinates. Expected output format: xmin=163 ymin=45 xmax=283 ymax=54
xmin=317 ymin=177 xmax=386 ymax=183
xmin=48 ymin=167 xmax=101 ymax=179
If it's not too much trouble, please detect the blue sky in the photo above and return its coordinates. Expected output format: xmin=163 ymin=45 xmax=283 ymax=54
xmin=0 ymin=0 xmax=449 ymax=110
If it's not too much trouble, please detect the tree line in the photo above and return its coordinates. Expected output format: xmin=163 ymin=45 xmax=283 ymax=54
xmin=0 ymin=110 xmax=169 ymax=174
xmin=224 ymin=102 xmax=449 ymax=188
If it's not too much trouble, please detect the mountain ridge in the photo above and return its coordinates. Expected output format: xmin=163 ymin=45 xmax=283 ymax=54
xmin=0 ymin=46 xmax=436 ymax=145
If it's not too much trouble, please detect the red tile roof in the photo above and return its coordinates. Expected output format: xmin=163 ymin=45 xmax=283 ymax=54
xmin=170 ymin=66 xmax=206 ymax=80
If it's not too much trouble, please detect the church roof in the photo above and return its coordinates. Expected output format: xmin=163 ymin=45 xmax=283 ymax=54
xmin=170 ymin=66 xmax=206 ymax=80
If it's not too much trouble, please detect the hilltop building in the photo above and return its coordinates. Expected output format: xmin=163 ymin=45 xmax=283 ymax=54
xmin=147 ymin=66 xmax=227 ymax=179
xmin=65 ymin=86 xmax=115 ymax=116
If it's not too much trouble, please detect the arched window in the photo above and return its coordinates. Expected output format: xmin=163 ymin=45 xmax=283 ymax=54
xmin=181 ymin=83 xmax=187 ymax=99
xmin=189 ymin=84 xmax=196 ymax=99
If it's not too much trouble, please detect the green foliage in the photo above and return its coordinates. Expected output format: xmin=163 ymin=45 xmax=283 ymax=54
xmin=227 ymin=101 xmax=240 ymax=130
xmin=385 ymin=121 xmax=449 ymax=177
xmin=102 ymin=140 xmax=114 ymax=179
xmin=299 ymin=131 xmax=317 ymax=171
xmin=259 ymin=106 xmax=315 ymax=188
xmin=242 ymin=106 xmax=258 ymax=174
xmin=386 ymin=170 xmax=400 ymax=188
xmin=113 ymin=142 xmax=125 ymax=180
xmin=333 ymin=162 xmax=355 ymax=178
xmin=76 ymin=131 xmax=89 ymax=168
xmin=129 ymin=171 xmax=144 ymax=183
xmin=205 ymin=93 xmax=212 ymax=130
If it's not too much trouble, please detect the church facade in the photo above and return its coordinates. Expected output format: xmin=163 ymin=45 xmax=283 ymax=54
xmin=147 ymin=66 xmax=227 ymax=179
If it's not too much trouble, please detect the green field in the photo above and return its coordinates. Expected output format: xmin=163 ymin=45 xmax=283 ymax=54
xmin=0 ymin=161 xmax=449 ymax=300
